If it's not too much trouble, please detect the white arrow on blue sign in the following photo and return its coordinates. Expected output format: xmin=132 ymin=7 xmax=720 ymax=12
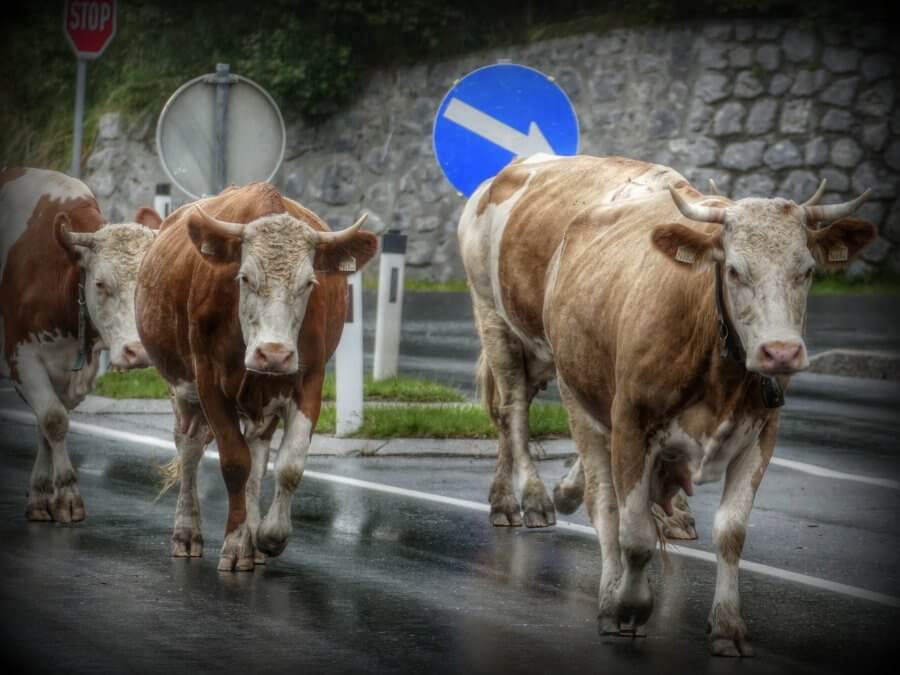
xmin=432 ymin=63 xmax=579 ymax=197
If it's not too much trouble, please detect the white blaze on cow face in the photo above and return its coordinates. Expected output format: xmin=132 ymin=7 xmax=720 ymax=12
xmin=235 ymin=215 xmax=318 ymax=375
xmin=59 ymin=221 xmax=156 ymax=369
xmin=719 ymin=199 xmax=815 ymax=375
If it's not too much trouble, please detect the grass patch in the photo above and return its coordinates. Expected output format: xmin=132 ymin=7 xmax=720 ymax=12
xmin=95 ymin=368 xmax=466 ymax=403
xmin=362 ymin=275 xmax=469 ymax=293
xmin=94 ymin=368 xmax=169 ymax=399
xmin=323 ymin=374 xmax=465 ymax=402
xmin=315 ymin=402 xmax=569 ymax=439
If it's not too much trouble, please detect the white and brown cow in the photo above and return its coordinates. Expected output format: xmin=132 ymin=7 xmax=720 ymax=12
xmin=0 ymin=167 xmax=159 ymax=522
xmin=458 ymin=154 xmax=875 ymax=655
xmin=136 ymin=182 xmax=377 ymax=572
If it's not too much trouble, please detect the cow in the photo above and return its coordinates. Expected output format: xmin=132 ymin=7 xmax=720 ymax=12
xmin=457 ymin=154 xmax=875 ymax=656
xmin=1 ymin=167 xmax=159 ymax=522
xmin=135 ymin=182 xmax=377 ymax=572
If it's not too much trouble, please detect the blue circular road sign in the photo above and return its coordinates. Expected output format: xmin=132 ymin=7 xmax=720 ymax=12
xmin=433 ymin=63 xmax=579 ymax=197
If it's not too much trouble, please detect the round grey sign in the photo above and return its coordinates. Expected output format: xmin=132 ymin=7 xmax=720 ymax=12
xmin=156 ymin=66 xmax=286 ymax=199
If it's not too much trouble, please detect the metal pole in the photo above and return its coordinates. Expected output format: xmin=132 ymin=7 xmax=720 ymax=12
xmin=373 ymin=230 xmax=407 ymax=380
xmin=71 ymin=58 xmax=87 ymax=178
xmin=213 ymin=63 xmax=230 ymax=194
xmin=335 ymin=272 xmax=364 ymax=436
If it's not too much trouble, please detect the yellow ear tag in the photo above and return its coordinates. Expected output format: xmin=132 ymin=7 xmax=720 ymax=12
xmin=675 ymin=246 xmax=696 ymax=264
xmin=827 ymin=243 xmax=848 ymax=263
xmin=338 ymin=257 xmax=357 ymax=272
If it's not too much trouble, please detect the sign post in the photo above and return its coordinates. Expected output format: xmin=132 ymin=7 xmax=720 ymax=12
xmin=432 ymin=63 xmax=579 ymax=197
xmin=373 ymin=231 xmax=407 ymax=381
xmin=335 ymin=273 xmax=364 ymax=436
xmin=64 ymin=0 xmax=117 ymax=178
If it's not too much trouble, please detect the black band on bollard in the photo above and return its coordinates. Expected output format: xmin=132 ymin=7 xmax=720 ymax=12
xmin=381 ymin=230 xmax=407 ymax=254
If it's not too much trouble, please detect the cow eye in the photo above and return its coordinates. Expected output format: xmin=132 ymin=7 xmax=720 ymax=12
xmin=726 ymin=265 xmax=742 ymax=284
xmin=237 ymin=273 xmax=256 ymax=291
xmin=95 ymin=280 xmax=108 ymax=296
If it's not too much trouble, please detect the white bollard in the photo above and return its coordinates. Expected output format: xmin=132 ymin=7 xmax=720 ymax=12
xmin=335 ymin=271 xmax=364 ymax=436
xmin=373 ymin=230 xmax=407 ymax=381
xmin=153 ymin=183 xmax=173 ymax=219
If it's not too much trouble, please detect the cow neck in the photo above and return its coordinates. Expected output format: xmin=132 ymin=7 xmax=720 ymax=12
xmin=713 ymin=262 xmax=784 ymax=410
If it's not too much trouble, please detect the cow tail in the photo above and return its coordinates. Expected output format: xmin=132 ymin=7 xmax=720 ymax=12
xmin=653 ymin=512 xmax=672 ymax=575
xmin=156 ymin=454 xmax=182 ymax=500
xmin=476 ymin=351 xmax=500 ymax=426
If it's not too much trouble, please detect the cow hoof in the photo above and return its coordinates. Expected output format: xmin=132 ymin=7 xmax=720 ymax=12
xmin=51 ymin=491 xmax=85 ymax=524
xmin=256 ymin=523 xmax=289 ymax=558
xmin=597 ymin=615 xmax=621 ymax=635
xmin=710 ymin=638 xmax=753 ymax=657
xmin=489 ymin=493 xmax=523 ymax=527
xmin=708 ymin=604 xmax=753 ymax=657
xmin=217 ymin=553 xmax=255 ymax=572
xmin=171 ymin=528 xmax=203 ymax=558
xmin=254 ymin=550 xmax=267 ymax=565
xmin=552 ymin=480 xmax=583 ymax=515
xmin=25 ymin=500 xmax=53 ymax=522
xmin=521 ymin=487 xmax=556 ymax=528
xmin=489 ymin=506 xmax=523 ymax=527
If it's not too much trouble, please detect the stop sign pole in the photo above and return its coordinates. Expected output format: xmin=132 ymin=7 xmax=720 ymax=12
xmin=64 ymin=0 xmax=117 ymax=178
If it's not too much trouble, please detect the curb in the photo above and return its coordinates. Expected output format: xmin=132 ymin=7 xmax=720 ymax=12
xmin=806 ymin=349 xmax=900 ymax=381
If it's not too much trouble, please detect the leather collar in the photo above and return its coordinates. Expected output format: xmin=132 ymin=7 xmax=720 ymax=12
xmin=714 ymin=262 xmax=784 ymax=409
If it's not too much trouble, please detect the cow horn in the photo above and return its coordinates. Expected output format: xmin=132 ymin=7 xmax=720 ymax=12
xmin=801 ymin=179 xmax=827 ymax=206
xmin=804 ymin=189 xmax=871 ymax=225
xmin=192 ymin=205 xmax=245 ymax=239
xmin=316 ymin=213 xmax=368 ymax=245
xmin=708 ymin=179 xmax=720 ymax=195
xmin=59 ymin=224 xmax=96 ymax=250
xmin=668 ymin=187 xmax=726 ymax=224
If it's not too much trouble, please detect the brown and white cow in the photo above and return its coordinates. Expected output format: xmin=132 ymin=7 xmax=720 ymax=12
xmin=458 ymin=154 xmax=874 ymax=655
xmin=0 ymin=167 xmax=159 ymax=522
xmin=135 ymin=182 xmax=377 ymax=572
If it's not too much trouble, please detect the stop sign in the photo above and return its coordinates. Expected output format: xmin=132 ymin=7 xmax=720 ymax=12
xmin=64 ymin=0 xmax=117 ymax=59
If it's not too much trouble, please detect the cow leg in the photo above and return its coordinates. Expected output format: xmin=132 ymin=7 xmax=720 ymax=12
xmin=610 ymin=401 xmax=657 ymax=634
xmin=708 ymin=420 xmax=776 ymax=657
xmin=195 ymin=370 xmax=254 ymax=572
xmin=560 ymin=384 xmax=621 ymax=634
xmin=257 ymin=405 xmax=313 ymax=558
xmin=244 ymin=419 xmax=275 ymax=565
xmin=169 ymin=398 xmax=208 ymax=558
xmin=16 ymin=360 xmax=84 ymax=523
xmin=25 ymin=434 xmax=54 ymax=521
xmin=474 ymin=300 xmax=554 ymax=528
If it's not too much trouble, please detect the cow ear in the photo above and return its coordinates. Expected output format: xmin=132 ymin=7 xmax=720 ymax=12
xmin=314 ymin=230 xmax=379 ymax=274
xmin=187 ymin=215 xmax=241 ymax=266
xmin=134 ymin=206 xmax=163 ymax=230
xmin=807 ymin=217 xmax=877 ymax=271
xmin=651 ymin=223 xmax=723 ymax=267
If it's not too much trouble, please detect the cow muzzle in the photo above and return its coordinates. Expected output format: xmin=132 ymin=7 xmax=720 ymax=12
xmin=111 ymin=341 xmax=151 ymax=370
xmin=753 ymin=340 xmax=808 ymax=376
xmin=249 ymin=342 xmax=297 ymax=375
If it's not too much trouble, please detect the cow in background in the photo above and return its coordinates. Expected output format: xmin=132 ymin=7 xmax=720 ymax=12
xmin=458 ymin=154 xmax=874 ymax=655
xmin=136 ymin=183 xmax=377 ymax=572
xmin=1 ymin=167 xmax=159 ymax=522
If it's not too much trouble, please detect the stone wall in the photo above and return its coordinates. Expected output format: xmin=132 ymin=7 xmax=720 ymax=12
xmin=85 ymin=18 xmax=899 ymax=280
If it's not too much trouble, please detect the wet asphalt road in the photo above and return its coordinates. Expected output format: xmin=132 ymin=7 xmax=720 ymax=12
xmin=1 ymin=292 xmax=899 ymax=673
xmin=1 ymin=377 xmax=899 ymax=674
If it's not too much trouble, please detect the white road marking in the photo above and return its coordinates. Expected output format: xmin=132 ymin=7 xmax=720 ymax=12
xmin=2 ymin=408 xmax=899 ymax=609
xmin=771 ymin=456 xmax=900 ymax=489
